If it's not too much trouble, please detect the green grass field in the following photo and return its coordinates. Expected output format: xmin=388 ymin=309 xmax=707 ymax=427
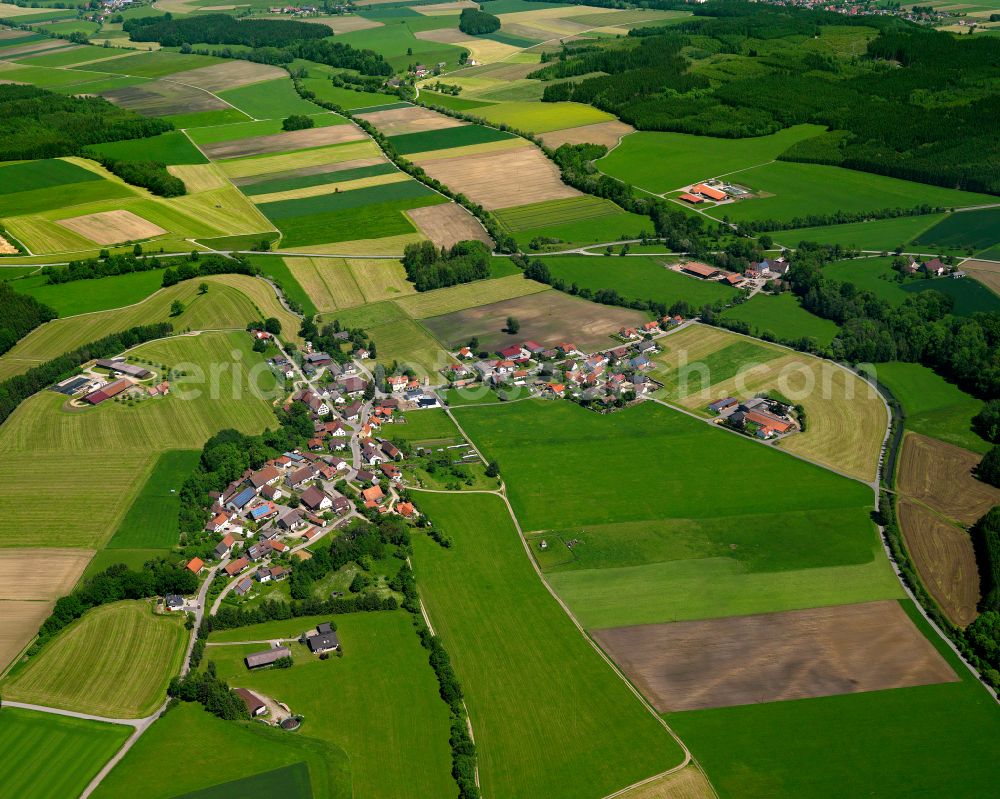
xmin=775 ymin=214 xmax=948 ymax=251
xmin=0 ymin=707 xmax=131 ymax=799
xmin=93 ymin=702 xmax=349 ymax=799
xmin=472 ymin=100 xmax=614 ymax=133
xmin=914 ymin=208 xmax=1000 ymax=251
xmin=671 ymin=602 xmax=1000 ymax=799
xmin=218 ymin=78 xmax=327 ymax=119
xmin=0 ymin=175 xmax=135 ymax=218
xmin=184 ymin=112 xmax=345 ymax=146
xmin=106 ymin=449 xmax=199 ymax=549
xmin=245 ymin=254 xmax=318 ymax=317
xmin=91 ymin=50 xmax=222 ymax=78
xmin=337 ymin=23 xmax=468 ymax=71
xmin=598 ymin=125 xmax=825 ymax=193
xmin=389 ymin=124 xmax=514 ymax=154
xmin=823 ymin=256 xmax=909 ymax=305
xmin=298 ymin=78 xmax=399 ymax=110
xmin=239 ymin=162 xmax=396 ymax=197
xmin=721 ymin=292 xmax=840 ymax=345
xmin=901 ymin=276 xmax=1000 ymax=315
xmin=85 ymin=131 xmax=208 ymax=166
xmin=0 ymin=158 xmax=102 ymax=195
xmin=11 ymin=269 xmax=168 ymax=316
xmin=368 ymin=317 xmax=450 ymax=379
xmin=539 ymin=255 xmax=736 ymax=308
xmin=3 ymin=601 xmax=187 ymax=718
xmin=872 ymin=361 xmax=989 ymax=453
xmin=202 ymin=611 xmax=454 ymax=799
xmin=386 ymin=408 xmax=463 ymax=444
xmin=713 ymin=162 xmax=996 ymax=224
xmin=258 ymin=179 xmax=439 ymax=220
xmin=419 ymin=90 xmax=496 ymax=111
xmin=454 ymin=400 xmax=899 ymax=626
xmin=163 ymin=108 xmax=253 ymax=128
xmin=411 ymin=491 xmax=686 ymax=799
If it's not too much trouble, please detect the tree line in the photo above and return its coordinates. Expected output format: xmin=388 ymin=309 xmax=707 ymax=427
xmin=402 ymin=240 xmax=492 ymax=292
xmin=124 ymin=13 xmax=329 ymax=48
xmin=0 ymin=321 xmax=173 ymax=426
xmin=0 ymin=85 xmax=172 ymax=161
xmin=0 ymin=282 xmax=56 ymax=357
xmin=161 ymin=253 xmax=261 ymax=287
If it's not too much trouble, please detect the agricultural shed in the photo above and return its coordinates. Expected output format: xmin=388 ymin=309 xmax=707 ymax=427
xmin=245 ymin=646 xmax=290 ymax=669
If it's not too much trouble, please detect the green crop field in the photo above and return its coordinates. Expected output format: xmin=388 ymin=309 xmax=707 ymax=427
xmin=671 ymin=603 xmax=1000 ymax=799
xmin=185 ymin=113 xmax=345 ymax=146
xmin=388 ymin=124 xmax=514 ymax=155
xmin=0 ymin=159 xmax=102 ymax=195
xmin=337 ymin=23 xmax=468 ymax=70
xmin=92 ymin=50 xmax=222 ymax=78
xmin=386 ymin=408 xmax=463 ymax=444
xmin=218 ymin=78 xmax=325 ymax=119
xmin=497 ymin=196 xmax=629 ymax=233
xmin=202 ymin=612 xmax=454 ymax=799
xmin=12 ymin=269 xmax=168 ymax=316
xmin=901 ymin=276 xmax=1000 ymax=316
xmin=298 ymin=78 xmax=399 ymax=110
xmin=712 ymin=162 xmax=995 ymax=224
xmin=823 ymin=256 xmax=910 ymax=305
xmin=776 ymin=214 xmax=948 ymax=251
xmin=419 ymin=91 xmax=496 ymax=111
xmin=0 ymin=707 xmax=131 ymax=799
xmin=411 ymin=491 xmax=686 ymax=799
xmin=3 ymin=600 xmax=187 ymax=718
xmin=872 ymin=361 xmax=989 ymax=453
xmin=171 ymin=764 xmax=311 ymax=799
xmin=106 ymin=449 xmax=199 ymax=549
xmin=240 ymin=163 xmax=396 ymax=197
xmin=245 ymin=254 xmax=318 ymax=317
xmin=93 ymin=702 xmax=349 ymax=799
xmin=258 ymin=179 xmax=439 ymax=220
xmin=721 ymin=292 xmax=840 ymax=345
xmin=0 ymin=175 xmax=136 ymax=218
xmin=539 ymin=255 xmax=737 ymax=308
xmin=367 ymin=317 xmax=450 ymax=378
xmin=598 ymin=125 xmax=825 ymax=193
xmin=454 ymin=400 xmax=899 ymax=626
xmin=163 ymin=108 xmax=252 ymax=128
xmin=914 ymin=208 xmax=1000 ymax=251
xmin=15 ymin=44 xmax=120 ymax=67
xmin=86 ymin=132 xmax=208 ymax=166
xmin=473 ymin=101 xmax=614 ymax=133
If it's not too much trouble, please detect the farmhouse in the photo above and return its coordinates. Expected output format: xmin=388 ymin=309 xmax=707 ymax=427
xmin=234 ymin=577 xmax=253 ymax=596
xmin=300 ymin=485 xmax=332 ymax=512
xmin=692 ymin=183 xmax=727 ymax=201
xmin=305 ymin=351 xmax=332 ymax=367
xmin=245 ymin=646 xmax=291 ymax=670
xmin=235 ymin=688 xmax=267 ymax=717
xmin=227 ymin=487 xmax=257 ymax=512
xmin=680 ymin=262 xmax=720 ymax=280
xmin=248 ymin=465 xmax=281 ymax=492
xmin=709 ymin=397 xmax=739 ymax=414
xmin=306 ymin=622 xmax=340 ymax=654
xmin=225 ymin=557 xmax=249 ymax=577
xmin=84 ymin=378 xmax=132 ymax=405
xmin=679 ymin=192 xmax=704 ymax=204
xmin=96 ymin=359 xmax=152 ymax=379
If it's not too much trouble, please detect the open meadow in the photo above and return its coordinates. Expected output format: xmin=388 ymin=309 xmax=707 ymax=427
xmin=2 ymin=600 xmax=187 ymax=718
xmin=721 ymin=292 xmax=840 ymax=346
xmin=411 ymin=491 xmax=686 ymax=799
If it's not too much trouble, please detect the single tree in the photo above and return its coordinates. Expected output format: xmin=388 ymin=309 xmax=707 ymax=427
xmin=198 ymin=282 xmax=208 ymax=295
xmin=506 ymin=316 xmax=520 ymax=334
xmin=170 ymin=299 xmax=185 ymax=317
xmin=485 ymin=461 xmax=500 ymax=478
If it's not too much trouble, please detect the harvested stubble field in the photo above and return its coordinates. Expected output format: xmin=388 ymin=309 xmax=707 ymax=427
xmin=654 ymin=324 xmax=886 ymax=482
xmin=396 ymin=274 xmax=548 ymax=319
xmin=0 ymin=550 xmax=94 ymax=598
xmin=218 ymin=140 xmax=382 ymax=179
xmin=56 ymin=209 xmax=167 ymax=245
xmin=167 ymin=60 xmax=285 ymax=92
xmin=413 ymin=143 xmax=580 ymax=210
xmin=539 ymin=119 xmax=635 ymax=150
xmin=897 ymin=432 xmax=1000 ymax=525
xmin=898 ymin=498 xmax=979 ymax=627
xmin=414 ymin=28 xmax=521 ymax=63
xmin=199 ymin=123 xmax=366 ymax=160
xmin=284 ymin=256 xmax=365 ymax=311
xmin=957 ymin=259 xmax=1000 ymax=296
xmin=310 ymin=13 xmax=383 ymax=32
xmin=423 ymin=289 xmax=646 ymax=352
xmin=0 ymin=601 xmax=54 ymax=673
xmin=348 ymin=257 xmax=414 ymax=302
xmin=593 ymin=600 xmax=956 ymax=712
xmin=405 ymin=202 xmax=492 ymax=248
xmin=356 ymin=104 xmax=466 ymax=135
xmin=614 ymin=766 xmax=716 ymax=799
xmin=166 ymin=163 xmax=228 ymax=193
xmin=3 ymin=600 xmax=187 ymax=718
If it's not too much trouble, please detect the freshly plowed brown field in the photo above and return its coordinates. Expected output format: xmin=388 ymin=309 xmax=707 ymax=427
xmin=897 ymin=432 xmax=1000 ymax=525
xmin=101 ymin=80 xmax=227 ymax=116
xmin=201 ymin=124 xmax=366 ymax=160
xmin=540 ymin=120 xmax=635 ymax=150
xmin=56 ymin=209 xmax=166 ymax=245
xmin=898 ymin=499 xmax=979 ymax=627
xmin=593 ymin=600 xmax=957 ymax=711
xmin=356 ymin=105 xmax=465 ymax=136
xmin=406 ymin=203 xmax=492 ymax=248
xmin=414 ymin=145 xmax=580 ymax=210
xmin=168 ymin=60 xmax=285 ymax=91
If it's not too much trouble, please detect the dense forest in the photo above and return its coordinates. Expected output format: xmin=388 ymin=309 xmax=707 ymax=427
xmin=459 ymin=8 xmax=501 ymax=35
xmin=0 ymin=85 xmax=172 ymax=161
xmin=534 ymin=1 xmax=1000 ymax=194
xmin=124 ymin=13 xmax=329 ymax=48
xmin=403 ymin=240 xmax=491 ymax=291
xmin=0 ymin=282 xmax=57 ymax=357
xmin=89 ymin=154 xmax=186 ymax=197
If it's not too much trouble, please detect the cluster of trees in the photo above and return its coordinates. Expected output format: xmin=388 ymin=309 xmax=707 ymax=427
xmin=459 ymin=7 xmax=500 ymax=35
xmin=282 ymin=114 xmax=314 ymax=131
xmin=732 ymin=205 xmax=945 ymax=236
xmin=974 ymin=401 xmax=1000 ymax=444
xmin=0 ymin=281 xmax=56 ymax=356
xmin=33 ymin=560 xmax=197 ymax=655
xmin=161 ymin=254 xmax=260 ymax=287
xmin=168 ymin=662 xmax=250 ymax=721
xmin=392 ymin=563 xmax=479 ymax=798
xmin=785 ymin=244 xmax=1000 ymax=398
xmin=124 ymin=14 xmax=328 ymax=48
xmin=402 ymin=240 xmax=491 ymax=292
xmin=0 ymin=84 xmax=172 ymax=161
xmin=0 ymin=321 xmax=172 ymax=426
xmin=88 ymin=154 xmax=185 ymax=197
xmin=979 ymin=448 xmax=1000 ymax=489
xmin=298 ymin=315 xmax=375 ymax=363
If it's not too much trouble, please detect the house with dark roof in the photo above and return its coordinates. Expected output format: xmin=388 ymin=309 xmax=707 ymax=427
xmin=234 ymin=687 xmax=267 ymax=717
xmin=234 ymin=577 xmax=253 ymax=596
xmin=307 ymin=630 xmax=340 ymax=654
xmin=227 ymin=486 xmax=257 ymax=512
xmin=300 ymin=485 xmax=332 ymax=512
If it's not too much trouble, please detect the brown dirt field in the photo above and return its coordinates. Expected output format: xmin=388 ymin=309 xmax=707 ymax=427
xmin=101 ymin=80 xmax=227 ymax=116
xmin=540 ymin=120 xmax=635 ymax=150
xmin=615 ymin=766 xmax=716 ymax=799
xmin=414 ymin=145 xmax=580 ymax=210
xmin=231 ymin=156 xmax=386 ymax=187
xmin=201 ymin=124 xmax=367 ymax=160
xmin=57 ymin=209 xmax=167 ymax=245
xmin=593 ymin=600 xmax=958 ymax=712
xmin=405 ymin=203 xmax=493 ymax=249
xmin=960 ymin=259 xmax=1000 ymax=296
xmin=0 ymin=234 xmax=17 ymax=255
xmin=898 ymin=499 xmax=979 ymax=627
xmin=0 ymin=549 xmax=93 ymax=601
xmin=356 ymin=105 xmax=466 ymax=136
xmin=310 ymin=14 xmax=383 ymax=32
xmin=0 ymin=600 xmax=53 ymax=672
xmin=0 ymin=38 xmax=75 ymax=57
xmin=168 ymin=60 xmax=285 ymax=92
xmin=897 ymin=432 xmax=1000 ymax=525
xmin=422 ymin=289 xmax=646 ymax=352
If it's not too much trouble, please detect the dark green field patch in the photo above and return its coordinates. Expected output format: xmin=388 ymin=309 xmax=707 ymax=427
xmin=170 ymin=763 xmax=311 ymax=799
xmin=161 ymin=108 xmax=251 ymax=128
xmin=914 ymin=208 xmax=1000 ymax=251
xmin=241 ymin=163 xmax=396 ymax=196
xmin=388 ymin=124 xmax=514 ymax=155
xmin=0 ymin=159 xmax=102 ymax=195
xmin=419 ymin=92 xmax=495 ymax=112
xmin=258 ymin=180 xmax=438 ymax=221
xmin=0 ymin=33 xmax=47 ymax=50
xmin=85 ymin=132 xmax=208 ymax=166
xmin=901 ymin=276 xmax=1000 ymax=316
xmin=107 ymin=450 xmax=200 ymax=549
xmin=351 ymin=101 xmax=412 ymax=113
xmin=483 ymin=30 xmax=541 ymax=47
xmin=245 ymin=254 xmax=318 ymax=317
